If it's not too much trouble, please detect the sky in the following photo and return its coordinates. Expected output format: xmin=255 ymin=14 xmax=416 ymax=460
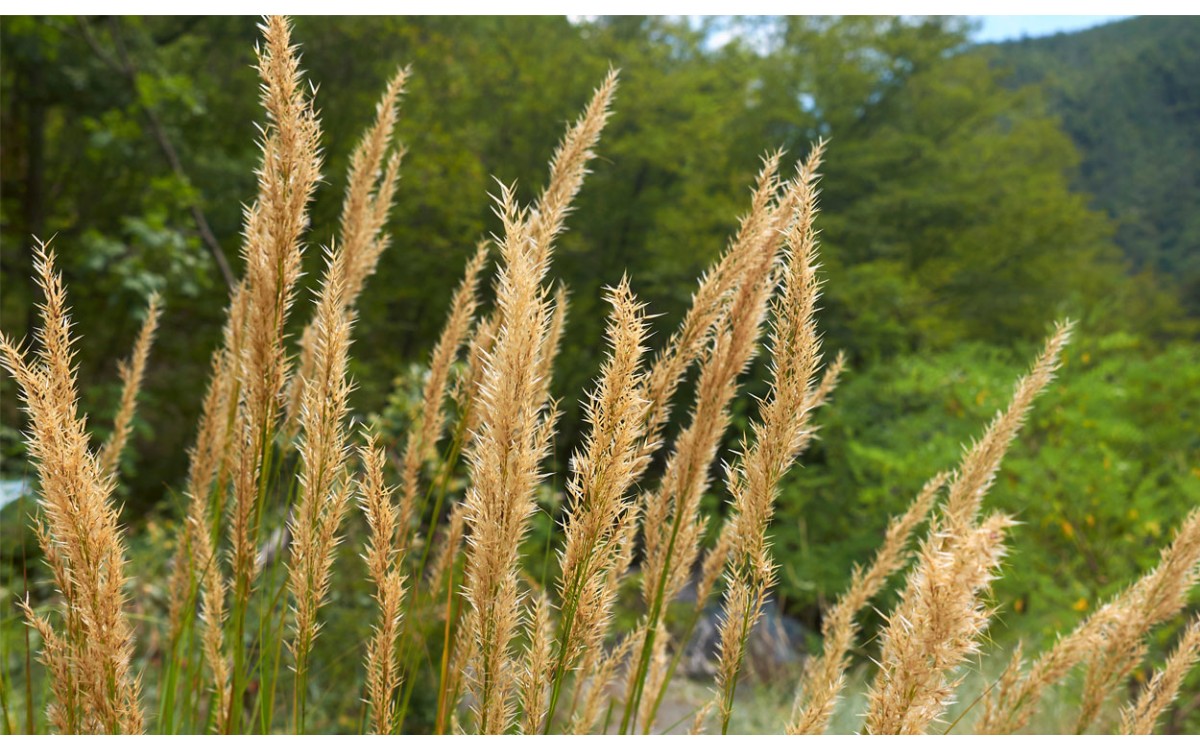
xmin=972 ymin=15 xmax=1132 ymax=42
xmin=638 ymin=15 xmax=1137 ymax=52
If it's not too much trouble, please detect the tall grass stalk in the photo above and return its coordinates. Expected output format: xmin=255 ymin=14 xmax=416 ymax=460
xmin=98 ymin=294 xmax=161 ymax=480
xmin=863 ymin=322 xmax=1073 ymax=734
xmin=286 ymin=242 xmax=356 ymax=732
xmin=708 ymin=143 xmax=827 ymax=734
xmin=224 ymin=17 xmax=323 ymax=732
xmin=621 ymin=151 xmax=792 ymax=734
xmin=1120 ymin=615 xmax=1200 ymax=734
xmin=1 ymin=242 xmax=145 ymax=733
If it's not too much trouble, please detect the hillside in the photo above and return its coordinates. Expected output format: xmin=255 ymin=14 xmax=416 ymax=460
xmin=986 ymin=16 xmax=1200 ymax=315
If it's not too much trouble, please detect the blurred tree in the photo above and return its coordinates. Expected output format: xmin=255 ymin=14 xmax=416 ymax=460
xmin=987 ymin=16 xmax=1200 ymax=317
xmin=1 ymin=16 xmax=261 ymax=497
xmin=0 ymin=14 xmax=1186 ymax=536
xmin=734 ymin=17 xmax=1143 ymax=361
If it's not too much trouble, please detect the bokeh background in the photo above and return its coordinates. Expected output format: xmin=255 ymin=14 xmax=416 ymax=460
xmin=2 ymin=15 xmax=1198 ymax=731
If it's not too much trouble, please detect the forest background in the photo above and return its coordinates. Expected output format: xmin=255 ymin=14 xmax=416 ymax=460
xmin=1 ymin=14 xmax=1197 ymax=731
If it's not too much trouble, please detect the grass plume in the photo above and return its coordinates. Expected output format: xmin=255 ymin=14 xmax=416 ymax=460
xmin=224 ymin=16 xmax=323 ymax=730
xmin=288 ymin=65 xmax=409 ymax=430
xmin=788 ymin=472 xmax=946 ymax=734
xmin=709 ymin=142 xmax=827 ymax=734
xmin=460 ymin=184 xmax=558 ymax=733
xmin=979 ymin=506 xmax=1200 ymax=734
xmin=1120 ymin=615 xmax=1200 ymax=735
xmin=1 ymin=241 xmax=144 ymax=734
xmin=396 ymin=241 xmax=488 ymax=552
xmin=359 ymin=436 xmax=406 ymax=734
xmin=286 ymin=243 xmax=357 ymax=731
xmin=97 ymin=293 xmax=161 ymax=479
xmin=541 ymin=278 xmax=652 ymax=731
xmin=864 ymin=322 xmax=1072 ymax=734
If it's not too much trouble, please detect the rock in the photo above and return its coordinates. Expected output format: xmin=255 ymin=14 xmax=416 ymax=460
xmin=681 ymin=594 xmax=810 ymax=682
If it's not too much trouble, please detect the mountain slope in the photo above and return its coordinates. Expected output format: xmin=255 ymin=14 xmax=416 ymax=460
xmin=985 ymin=16 xmax=1200 ymax=314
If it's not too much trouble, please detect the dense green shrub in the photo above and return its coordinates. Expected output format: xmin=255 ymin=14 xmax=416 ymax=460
xmin=776 ymin=332 xmax=1200 ymax=644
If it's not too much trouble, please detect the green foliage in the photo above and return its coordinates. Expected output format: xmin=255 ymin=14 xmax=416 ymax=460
xmin=775 ymin=331 xmax=1200 ymax=643
xmin=986 ymin=16 xmax=1200 ymax=317
xmin=4 ymin=16 xmax=1168 ymax=504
